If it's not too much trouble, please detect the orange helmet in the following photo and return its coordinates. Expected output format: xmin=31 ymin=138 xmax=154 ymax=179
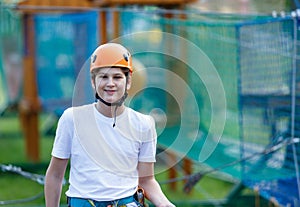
xmin=90 ymin=43 xmax=132 ymax=73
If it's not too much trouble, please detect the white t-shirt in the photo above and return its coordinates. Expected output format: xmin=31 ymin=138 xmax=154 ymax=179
xmin=51 ymin=103 xmax=157 ymax=201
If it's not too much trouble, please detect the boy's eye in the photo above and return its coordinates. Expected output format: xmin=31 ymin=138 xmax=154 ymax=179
xmin=97 ymin=75 xmax=123 ymax=80
xmin=98 ymin=75 xmax=107 ymax=79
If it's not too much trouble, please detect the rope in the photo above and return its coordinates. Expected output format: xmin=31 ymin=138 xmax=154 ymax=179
xmin=0 ymin=164 xmax=67 ymax=205
xmin=0 ymin=164 xmax=45 ymax=184
xmin=183 ymin=137 xmax=300 ymax=193
xmin=0 ymin=192 xmax=44 ymax=205
xmin=158 ymin=137 xmax=300 ymax=193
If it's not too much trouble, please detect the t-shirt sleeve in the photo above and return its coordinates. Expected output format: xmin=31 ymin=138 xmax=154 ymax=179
xmin=51 ymin=108 xmax=73 ymax=159
xmin=138 ymin=116 xmax=157 ymax=162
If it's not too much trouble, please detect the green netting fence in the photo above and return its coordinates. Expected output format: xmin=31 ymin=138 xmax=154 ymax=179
xmin=34 ymin=11 xmax=98 ymax=114
xmin=1 ymin=5 xmax=300 ymax=206
xmin=117 ymin=9 xmax=299 ymax=206
xmin=0 ymin=3 xmax=23 ymax=114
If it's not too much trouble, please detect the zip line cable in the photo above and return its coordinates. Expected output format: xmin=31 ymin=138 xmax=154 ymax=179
xmin=0 ymin=164 xmax=46 ymax=185
xmin=1 ymin=137 xmax=297 ymax=204
xmin=158 ymin=137 xmax=300 ymax=193
xmin=0 ymin=164 xmax=45 ymax=205
xmin=183 ymin=137 xmax=300 ymax=193
xmin=0 ymin=192 xmax=44 ymax=205
xmin=0 ymin=164 xmax=67 ymax=205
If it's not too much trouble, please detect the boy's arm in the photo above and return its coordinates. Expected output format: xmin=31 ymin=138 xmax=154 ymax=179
xmin=138 ymin=162 xmax=175 ymax=207
xmin=44 ymin=156 xmax=68 ymax=207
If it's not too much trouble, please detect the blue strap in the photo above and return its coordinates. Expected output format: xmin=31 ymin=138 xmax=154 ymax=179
xmin=68 ymin=195 xmax=135 ymax=207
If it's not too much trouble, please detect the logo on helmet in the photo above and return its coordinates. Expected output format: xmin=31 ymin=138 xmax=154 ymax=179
xmin=123 ymin=53 xmax=129 ymax=62
xmin=91 ymin=54 xmax=97 ymax=64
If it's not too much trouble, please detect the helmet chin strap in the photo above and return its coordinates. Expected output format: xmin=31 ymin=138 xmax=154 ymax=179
xmin=95 ymin=92 xmax=127 ymax=107
xmin=94 ymin=74 xmax=129 ymax=127
xmin=95 ymin=92 xmax=128 ymax=128
xmin=94 ymin=73 xmax=129 ymax=107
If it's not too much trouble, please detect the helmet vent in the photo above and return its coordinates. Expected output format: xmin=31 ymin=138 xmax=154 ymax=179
xmin=123 ymin=53 xmax=129 ymax=62
xmin=91 ymin=54 xmax=97 ymax=63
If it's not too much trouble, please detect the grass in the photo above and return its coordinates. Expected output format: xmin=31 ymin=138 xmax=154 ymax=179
xmin=0 ymin=110 xmax=265 ymax=207
xmin=0 ymin=111 xmax=64 ymax=206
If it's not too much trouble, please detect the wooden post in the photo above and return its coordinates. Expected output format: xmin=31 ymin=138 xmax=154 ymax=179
xmin=19 ymin=14 xmax=40 ymax=162
xmin=100 ymin=10 xmax=107 ymax=44
xmin=178 ymin=7 xmax=193 ymax=182
xmin=183 ymin=158 xmax=192 ymax=180
xmin=112 ymin=6 xmax=120 ymax=40
xmin=164 ymin=6 xmax=193 ymax=188
xmin=167 ymin=152 xmax=178 ymax=190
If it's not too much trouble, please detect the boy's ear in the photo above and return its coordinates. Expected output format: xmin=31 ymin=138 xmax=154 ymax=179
xmin=91 ymin=79 xmax=95 ymax=89
xmin=126 ymin=74 xmax=132 ymax=90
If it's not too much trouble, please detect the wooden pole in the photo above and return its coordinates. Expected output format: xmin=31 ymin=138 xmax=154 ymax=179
xmin=112 ymin=6 xmax=120 ymax=40
xmin=19 ymin=13 xmax=40 ymax=162
xmin=100 ymin=10 xmax=107 ymax=44
xmin=164 ymin=5 xmax=193 ymax=189
xmin=254 ymin=187 xmax=260 ymax=207
xmin=167 ymin=152 xmax=178 ymax=190
xmin=183 ymin=158 xmax=192 ymax=176
xmin=178 ymin=5 xmax=193 ymax=184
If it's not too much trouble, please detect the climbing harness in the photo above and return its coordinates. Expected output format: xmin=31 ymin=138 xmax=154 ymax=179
xmin=67 ymin=187 xmax=146 ymax=207
xmin=135 ymin=187 xmax=146 ymax=207
xmin=68 ymin=194 xmax=141 ymax=207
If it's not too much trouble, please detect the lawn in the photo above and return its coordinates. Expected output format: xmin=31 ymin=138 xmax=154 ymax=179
xmin=0 ymin=111 xmax=262 ymax=207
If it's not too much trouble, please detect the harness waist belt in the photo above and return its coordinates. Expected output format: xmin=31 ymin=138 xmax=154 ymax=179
xmin=68 ymin=195 xmax=135 ymax=207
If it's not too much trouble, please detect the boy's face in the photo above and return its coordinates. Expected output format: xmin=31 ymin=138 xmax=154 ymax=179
xmin=93 ymin=67 xmax=131 ymax=104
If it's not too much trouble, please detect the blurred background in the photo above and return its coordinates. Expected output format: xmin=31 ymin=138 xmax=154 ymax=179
xmin=0 ymin=0 xmax=300 ymax=206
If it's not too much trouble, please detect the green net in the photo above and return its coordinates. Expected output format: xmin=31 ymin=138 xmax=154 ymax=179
xmin=116 ymin=9 xmax=299 ymax=206
xmin=34 ymin=11 xmax=98 ymax=113
xmin=0 ymin=44 xmax=5 ymax=114
xmin=1 ymin=5 xmax=299 ymax=205
xmin=0 ymin=4 xmax=23 ymax=113
xmin=120 ymin=9 xmax=245 ymax=178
